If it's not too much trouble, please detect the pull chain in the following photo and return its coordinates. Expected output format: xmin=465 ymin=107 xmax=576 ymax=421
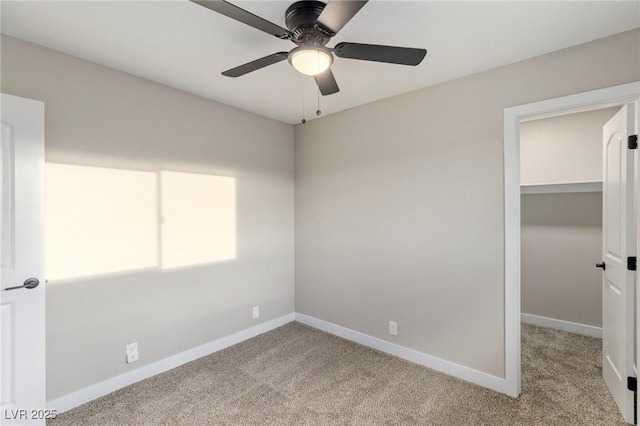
xmin=301 ymin=82 xmax=306 ymax=124
xmin=316 ymin=77 xmax=321 ymax=116
xmin=316 ymin=52 xmax=322 ymax=117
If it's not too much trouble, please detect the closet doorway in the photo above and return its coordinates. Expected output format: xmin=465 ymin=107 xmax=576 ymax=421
xmin=504 ymin=82 xmax=639 ymax=424
xmin=519 ymin=107 xmax=619 ymax=337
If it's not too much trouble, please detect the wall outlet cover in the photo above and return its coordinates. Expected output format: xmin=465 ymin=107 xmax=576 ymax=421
xmin=389 ymin=321 xmax=398 ymax=336
xmin=252 ymin=306 xmax=260 ymax=320
xmin=125 ymin=342 xmax=138 ymax=363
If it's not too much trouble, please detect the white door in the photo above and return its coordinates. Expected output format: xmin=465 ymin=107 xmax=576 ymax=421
xmin=636 ymin=100 xmax=640 ymax=425
xmin=0 ymin=94 xmax=45 ymax=425
xmin=602 ymin=102 xmax=636 ymax=424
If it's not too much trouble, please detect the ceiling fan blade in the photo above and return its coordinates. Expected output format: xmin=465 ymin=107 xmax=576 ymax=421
xmin=191 ymin=1 xmax=291 ymax=39
xmin=222 ymin=52 xmax=289 ymax=77
xmin=334 ymin=42 xmax=427 ymax=66
xmin=315 ymin=0 xmax=368 ymax=36
xmin=314 ymin=68 xmax=340 ymax=96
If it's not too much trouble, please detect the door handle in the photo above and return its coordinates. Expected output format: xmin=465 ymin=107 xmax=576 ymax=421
xmin=5 ymin=278 xmax=40 ymax=291
xmin=595 ymin=262 xmax=606 ymax=270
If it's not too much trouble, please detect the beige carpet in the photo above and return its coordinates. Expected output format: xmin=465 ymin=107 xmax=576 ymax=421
xmin=50 ymin=322 xmax=626 ymax=425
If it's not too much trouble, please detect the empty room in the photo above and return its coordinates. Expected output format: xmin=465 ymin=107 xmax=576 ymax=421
xmin=1 ymin=1 xmax=639 ymax=425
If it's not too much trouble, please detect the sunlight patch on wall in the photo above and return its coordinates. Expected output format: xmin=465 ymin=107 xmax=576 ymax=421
xmin=160 ymin=171 xmax=236 ymax=269
xmin=45 ymin=165 xmax=237 ymax=281
xmin=45 ymin=164 xmax=158 ymax=281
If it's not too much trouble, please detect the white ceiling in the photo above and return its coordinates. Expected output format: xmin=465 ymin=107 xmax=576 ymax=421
xmin=2 ymin=1 xmax=639 ymax=124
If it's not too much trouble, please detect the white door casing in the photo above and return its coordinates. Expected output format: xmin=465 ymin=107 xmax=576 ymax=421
xmin=602 ymin=103 xmax=635 ymax=424
xmin=0 ymin=94 xmax=46 ymax=425
xmin=636 ymin=100 xmax=640 ymax=412
xmin=633 ymin=101 xmax=640 ymax=412
xmin=504 ymin=82 xmax=640 ymax=399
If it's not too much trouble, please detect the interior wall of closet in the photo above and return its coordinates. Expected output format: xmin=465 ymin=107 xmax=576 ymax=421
xmin=520 ymin=106 xmax=620 ymax=334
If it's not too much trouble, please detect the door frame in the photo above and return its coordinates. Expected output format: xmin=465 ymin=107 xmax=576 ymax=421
xmin=503 ymin=81 xmax=640 ymax=398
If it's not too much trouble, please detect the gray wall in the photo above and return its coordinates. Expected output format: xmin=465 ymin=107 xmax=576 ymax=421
xmin=1 ymin=35 xmax=295 ymax=400
xmin=521 ymin=193 xmax=603 ymax=326
xmin=520 ymin=108 xmax=619 ymax=185
xmin=295 ymin=29 xmax=640 ymax=379
xmin=520 ymin=108 xmax=619 ymax=328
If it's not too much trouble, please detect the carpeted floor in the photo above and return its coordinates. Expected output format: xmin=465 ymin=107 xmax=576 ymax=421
xmin=50 ymin=322 xmax=626 ymax=425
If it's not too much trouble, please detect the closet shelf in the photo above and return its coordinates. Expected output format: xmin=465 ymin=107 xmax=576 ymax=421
xmin=521 ymin=181 xmax=602 ymax=194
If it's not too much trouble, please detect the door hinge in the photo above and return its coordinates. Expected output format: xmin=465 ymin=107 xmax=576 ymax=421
xmin=629 ymin=256 xmax=637 ymax=271
xmin=629 ymin=376 xmax=638 ymax=392
xmin=629 ymin=135 xmax=638 ymax=150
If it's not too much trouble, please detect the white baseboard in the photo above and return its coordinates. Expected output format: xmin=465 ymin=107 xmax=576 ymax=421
xmin=521 ymin=313 xmax=602 ymax=338
xmin=48 ymin=313 xmax=295 ymax=413
xmin=294 ymin=313 xmax=509 ymax=395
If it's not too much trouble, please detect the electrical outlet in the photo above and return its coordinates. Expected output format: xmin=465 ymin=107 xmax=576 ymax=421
xmin=125 ymin=342 xmax=138 ymax=363
xmin=252 ymin=306 xmax=260 ymax=320
xmin=389 ymin=321 xmax=397 ymax=336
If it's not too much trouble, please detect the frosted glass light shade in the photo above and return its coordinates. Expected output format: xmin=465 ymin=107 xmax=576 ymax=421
xmin=289 ymin=47 xmax=333 ymax=76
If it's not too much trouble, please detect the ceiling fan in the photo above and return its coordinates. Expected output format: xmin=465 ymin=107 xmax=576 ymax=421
xmin=191 ymin=0 xmax=427 ymax=95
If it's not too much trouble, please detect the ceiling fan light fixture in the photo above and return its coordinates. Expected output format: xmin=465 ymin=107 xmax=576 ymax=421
xmin=289 ymin=46 xmax=333 ymax=76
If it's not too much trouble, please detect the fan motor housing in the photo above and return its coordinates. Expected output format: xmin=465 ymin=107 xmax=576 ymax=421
xmin=285 ymin=1 xmax=331 ymax=45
